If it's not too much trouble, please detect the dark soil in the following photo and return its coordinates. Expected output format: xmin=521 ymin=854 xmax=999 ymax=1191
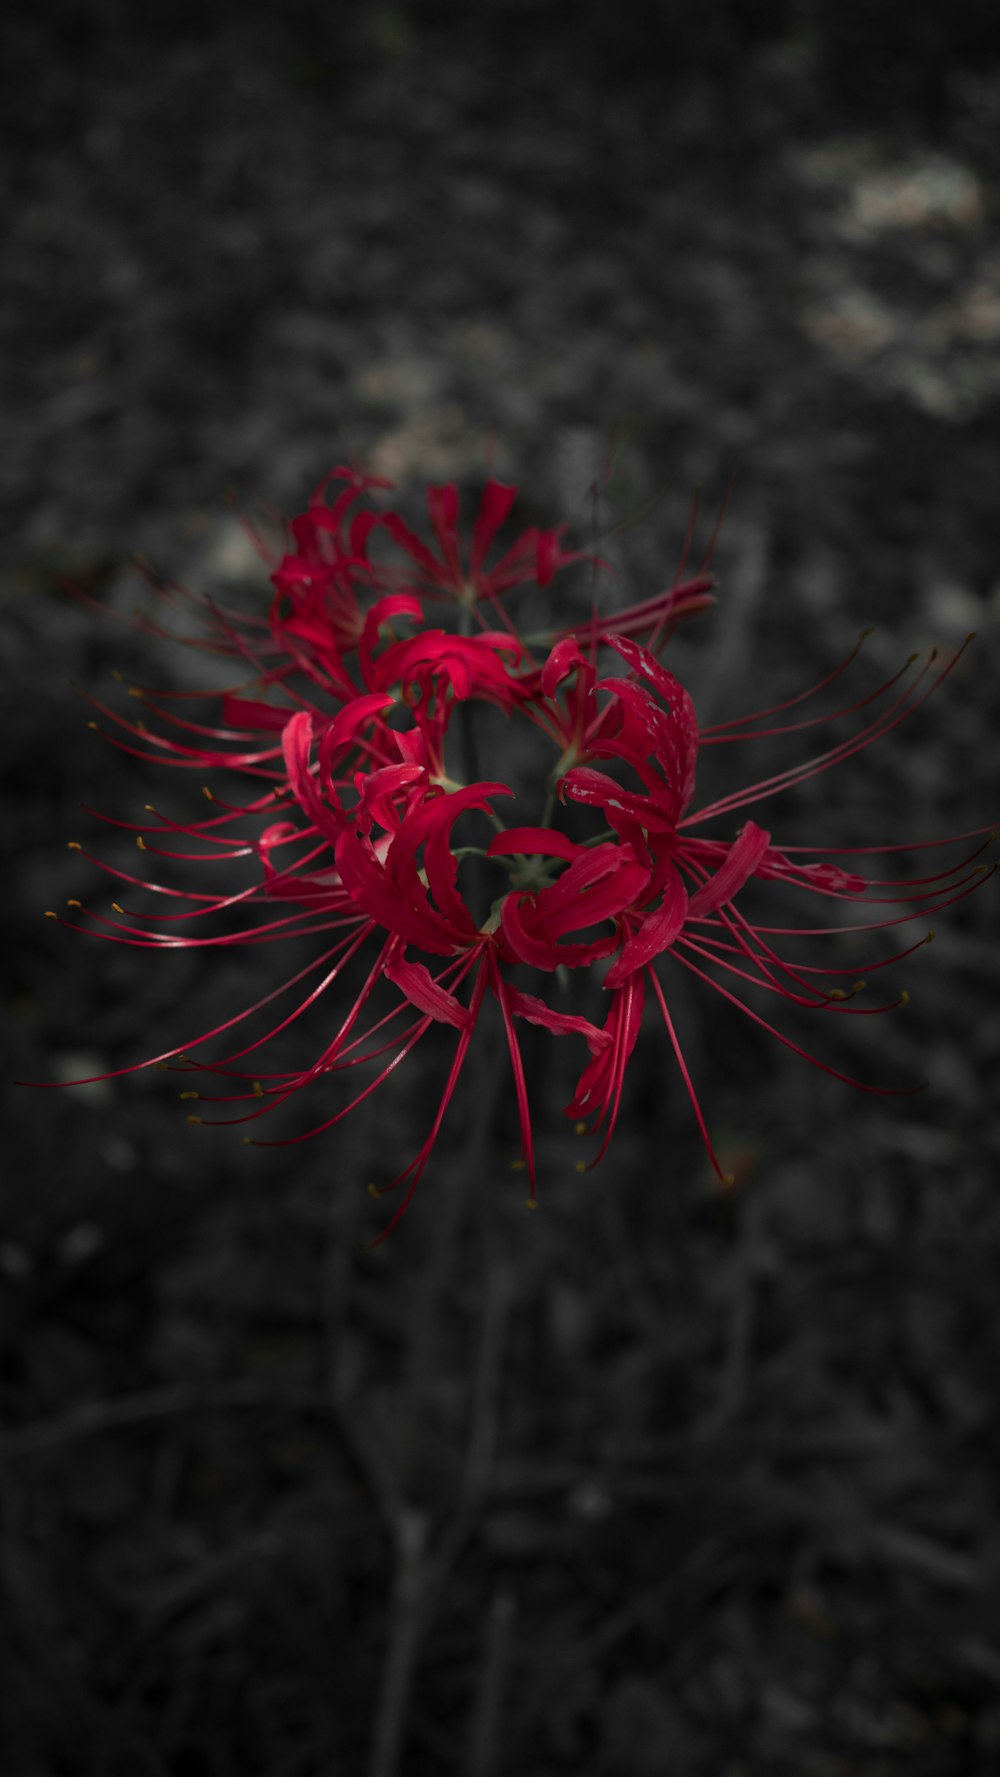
xmin=3 ymin=4 xmax=1000 ymax=1773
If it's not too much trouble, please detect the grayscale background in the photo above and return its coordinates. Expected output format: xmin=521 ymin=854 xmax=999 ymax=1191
xmin=4 ymin=4 xmax=1000 ymax=1772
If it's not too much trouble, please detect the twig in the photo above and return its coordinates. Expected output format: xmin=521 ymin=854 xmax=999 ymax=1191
xmin=367 ymin=1508 xmax=430 ymax=1777
xmin=0 ymin=1379 xmax=325 ymax=1464
xmin=464 ymin=1590 xmax=517 ymax=1777
xmin=437 ymin=1254 xmax=511 ymax=1574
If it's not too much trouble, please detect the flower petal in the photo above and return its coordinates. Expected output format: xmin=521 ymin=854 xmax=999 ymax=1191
xmin=471 ymin=481 xmax=518 ymax=578
xmin=427 ymin=484 xmax=463 ymax=584
xmin=499 ymin=892 xmax=619 ymax=970
xmin=487 ymin=827 xmax=582 ymax=863
xmin=688 ymin=821 xmax=772 ymax=917
xmin=604 ymin=864 xmax=688 ymax=987
xmin=384 ymin=954 xmax=473 ymax=1029
xmin=503 ymin=984 xmax=610 ymax=1054
xmin=282 ymin=711 xmax=343 ymax=841
xmin=566 ymin=975 xmax=646 ymax=1131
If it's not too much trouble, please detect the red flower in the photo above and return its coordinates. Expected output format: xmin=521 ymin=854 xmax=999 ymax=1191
xmin=269 ymin=465 xmax=392 ymax=660
xmin=551 ymin=633 xmax=991 ymax=1180
xmin=42 ymin=467 xmax=995 ymax=1236
xmin=378 ymin=479 xmax=589 ymax=609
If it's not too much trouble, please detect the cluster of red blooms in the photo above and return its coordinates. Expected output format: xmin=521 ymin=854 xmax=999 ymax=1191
xmin=53 ymin=468 xmax=992 ymax=1236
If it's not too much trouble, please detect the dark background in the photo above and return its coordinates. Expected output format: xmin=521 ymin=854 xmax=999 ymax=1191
xmin=3 ymin=3 xmax=1000 ymax=1772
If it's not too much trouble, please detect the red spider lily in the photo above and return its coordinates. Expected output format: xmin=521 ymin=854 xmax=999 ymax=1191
xmin=489 ymin=630 xmax=991 ymax=1180
xmin=52 ymin=774 xmax=622 ymax=1239
xmin=378 ymin=478 xmax=591 ymax=609
xmin=40 ymin=459 xmax=995 ymax=1236
xmin=269 ymin=465 xmax=392 ymax=658
xmin=275 ymin=469 xmax=714 ymax=651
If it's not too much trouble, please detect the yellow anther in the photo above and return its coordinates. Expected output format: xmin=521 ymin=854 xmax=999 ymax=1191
xmin=966 ymin=630 xmax=978 ymax=642
xmin=66 ymin=899 xmax=81 ymax=908
xmin=179 ymin=1091 xmax=199 ymax=1101
xmin=136 ymin=835 xmax=147 ymax=850
xmin=253 ymin=1081 xmax=264 ymax=1098
xmin=135 ymin=720 xmax=147 ymax=733
xmin=574 ymin=1121 xmax=587 ymax=1136
xmin=127 ymin=686 xmax=143 ymax=699
xmin=510 ymin=1158 xmax=526 ymax=1172
xmin=242 ymin=1136 xmax=253 ymax=1146
xmin=203 ymin=786 xmax=214 ymax=801
xmin=854 ymin=979 xmax=867 ymax=993
xmin=574 ymin=1160 xmax=587 ymax=1173
xmin=67 ymin=841 xmax=82 ymax=850
xmin=926 ymin=929 xmax=936 ymax=943
xmin=155 ymin=1061 xmax=168 ymax=1071
xmin=906 ymin=652 xmax=919 ymax=666
xmin=44 ymin=910 xmax=57 ymax=919
xmin=87 ymin=720 xmax=98 ymax=730
xmin=367 ymin=1182 xmax=383 ymax=1199
xmin=899 ymin=990 xmax=910 ymax=1007
xmin=828 ymin=988 xmax=846 ymax=1002
xmin=186 ymin=1114 xmax=203 ymax=1126
xmin=525 ymin=1198 xmax=538 ymax=1210
xmin=111 ymin=902 xmax=124 ymax=914
xmin=144 ymin=804 xmax=155 ymax=813
xmin=858 ymin=626 xmax=875 ymax=640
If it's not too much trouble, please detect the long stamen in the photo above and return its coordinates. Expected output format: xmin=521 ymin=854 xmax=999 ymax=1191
xmin=671 ymin=949 xmax=915 ymax=1096
xmin=700 ymin=628 xmax=875 ymax=737
xmin=685 ymin=642 xmax=970 ymax=827
xmin=647 ymin=968 xmax=734 ymax=1185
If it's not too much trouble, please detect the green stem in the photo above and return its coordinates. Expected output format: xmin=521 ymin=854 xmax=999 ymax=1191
xmin=538 ymin=774 xmax=559 ymax=834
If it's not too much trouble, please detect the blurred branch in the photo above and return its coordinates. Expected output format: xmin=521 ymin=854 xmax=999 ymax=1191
xmin=367 ymin=1507 xmax=431 ymax=1777
xmin=0 ymin=1379 xmax=326 ymax=1465
xmin=464 ymin=1589 xmax=517 ymax=1777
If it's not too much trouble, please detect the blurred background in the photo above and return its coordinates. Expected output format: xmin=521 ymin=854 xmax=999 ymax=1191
xmin=3 ymin=2 xmax=1000 ymax=1772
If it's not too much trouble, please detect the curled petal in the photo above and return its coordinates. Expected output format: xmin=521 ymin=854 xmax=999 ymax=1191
xmin=317 ymin=692 xmax=395 ymax=783
xmin=360 ymin=592 xmax=425 ymax=681
xmin=502 ymin=984 xmax=610 ymax=1054
xmin=541 ymin=638 xmax=593 ymax=701
xmin=603 ymin=634 xmax=699 ymax=809
xmin=687 ymin=821 xmax=772 ymax=917
xmin=334 ymin=828 xmax=457 ymax=954
xmin=500 ymin=892 xmax=620 ymax=971
xmin=379 ymin=513 xmax=443 ymax=580
xmin=756 ymin=848 xmax=868 ymax=896
xmin=535 ymin=527 xmax=589 ymax=587
xmin=471 ymin=481 xmax=518 ymax=575
xmin=566 ymin=975 xmax=647 ymax=1136
xmin=427 ymin=483 xmax=462 ymax=581
xmin=354 ymin=762 xmax=427 ymax=833
xmin=221 ymin=695 xmax=296 ymax=734
xmin=281 ymin=712 xmax=343 ymax=841
xmin=534 ymin=852 xmax=650 ymax=941
xmin=487 ymin=827 xmax=581 ymax=863
xmin=385 ymin=954 xmax=473 ymax=1029
xmin=386 ymin=782 xmax=512 ymax=891
xmin=604 ymin=865 xmax=688 ymax=987
xmin=561 ymin=766 xmax=677 ymax=834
